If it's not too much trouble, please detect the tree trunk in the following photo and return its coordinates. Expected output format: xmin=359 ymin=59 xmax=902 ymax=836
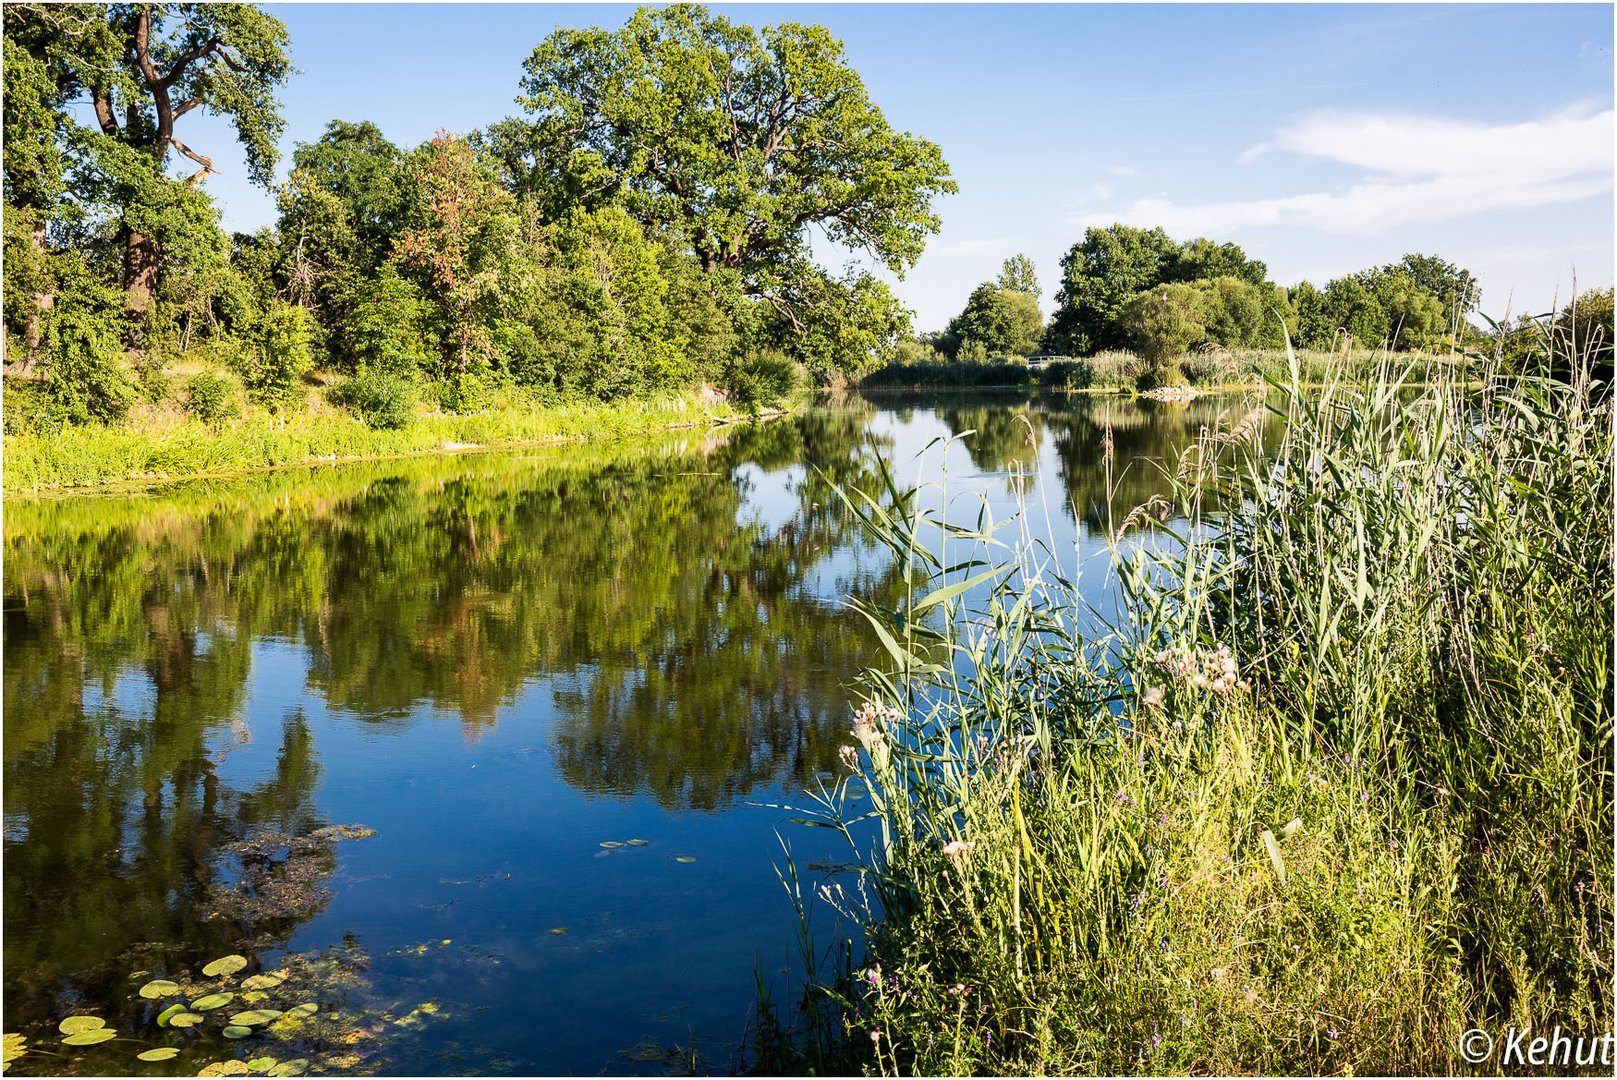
xmin=127 ymin=230 xmax=161 ymax=318
xmin=6 ymin=220 xmax=55 ymax=377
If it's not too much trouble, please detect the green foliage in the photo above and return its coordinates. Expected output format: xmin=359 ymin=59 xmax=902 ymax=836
xmin=517 ymin=4 xmax=949 ymax=374
xmin=332 ymin=370 xmax=417 ymax=430
xmin=185 ymin=370 xmax=242 ymax=426
xmin=243 ymin=303 xmax=315 ymax=411
xmin=40 ymin=299 xmax=137 ymax=427
xmin=721 ymin=350 xmax=800 ymax=411
xmin=1193 ymin=275 xmax=1269 ymax=349
xmin=1167 ymin=236 xmax=1268 ymax=285
xmin=1120 ymin=283 xmax=1206 ymax=368
xmin=1047 ymin=224 xmax=1179 ymax=354
xmin=996 ymin=253 xmax=1039 ymax=297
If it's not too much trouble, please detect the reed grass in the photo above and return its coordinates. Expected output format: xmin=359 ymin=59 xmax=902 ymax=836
xmin=764 ymin=334 xmax=1612 ymax=1074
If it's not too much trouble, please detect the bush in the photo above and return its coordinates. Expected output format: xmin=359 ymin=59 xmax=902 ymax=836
xmin=243 ymin=302 xmax=315 ymax=411
xmin=1034 ymin=359 xmax=1094 ymax=390
xmin=42 ymin=305 xmax=138 ymax=426
xmin=332 ymin=368 xmax=416 ymax=430
xmin=184 ymin=370 xmax=241 ymax=426
xmin=722 ymin=349 xmax=800 ymax=411
xmin=430 ymin=370 xmax=489 ymax=413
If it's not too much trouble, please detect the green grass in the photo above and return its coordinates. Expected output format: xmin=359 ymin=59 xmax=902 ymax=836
xmin=2 ymin=389 xmax=758 ymax=492
xmin=763 ymin=340 xmax=1612 ymax=1075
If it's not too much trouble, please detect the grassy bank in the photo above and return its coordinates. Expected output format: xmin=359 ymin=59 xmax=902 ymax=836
xmin=766 ymin=347 xmax=1612 ymax=1074
xmin=1 ymin=389 xmax=762 ymax=492
xmin=856 ymin=345 xmax=1470 ymax=393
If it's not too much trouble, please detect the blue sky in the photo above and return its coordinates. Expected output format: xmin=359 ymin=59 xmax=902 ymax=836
xmin=183 ymin=2 xmax=1614 ymax=331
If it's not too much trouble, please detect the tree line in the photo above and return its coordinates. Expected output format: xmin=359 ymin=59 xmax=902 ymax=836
xmin=2 ymin=3 xmax=955 ymax=433
xmin=920 ymin=225 xmax=1495 ymax=369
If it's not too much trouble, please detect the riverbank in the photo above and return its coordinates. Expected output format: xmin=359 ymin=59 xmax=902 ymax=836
xmin=768 ymin=353 xmax=1613 ymax=1075
xmin=2 ymin=390 xmax=782 ymax=493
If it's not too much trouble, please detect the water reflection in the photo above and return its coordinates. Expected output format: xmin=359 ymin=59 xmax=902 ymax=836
xmin=3 ymin=392 xmax=1271 ymax=1071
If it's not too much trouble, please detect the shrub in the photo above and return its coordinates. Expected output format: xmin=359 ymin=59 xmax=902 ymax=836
xmin=1034 ymin=359 xmax=1094 ymax=390
xmin=42 ymin=305 xmax=137 ymax=426
xmin=333 ymin=369 xmax=416 ymax=429
xmin=184 ymin=370 xmax=241 ymax=426
xmin=243 ymin=301 xmax=315 ymax=411
xmin=431 ymin=370 xmax=489 ymax=413
xmin=722 ymin=349 xmax=800 ymax=411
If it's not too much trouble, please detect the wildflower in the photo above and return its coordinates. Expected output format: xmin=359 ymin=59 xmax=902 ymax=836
xmin=1327 ymin=1026 xmax=1340 ymax=1040
xmin=869 ymin=1029 xmax=882 ymax=1044
xmin=942 ymin=839 xmax=975 ymax=861
xmin=1142 ymin=684 xmax=1165 ymax=709
xmin=838 ymin=745 xmax=861 ymax=772
xmin=865 ymin=965 xmax=882 ymax=988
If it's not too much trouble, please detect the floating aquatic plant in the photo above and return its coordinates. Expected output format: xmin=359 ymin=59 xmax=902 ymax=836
xmin=135 ymin=1048 xmax=180 ymax=1062
xmin=139 ymin=980 xmax=181 ymax=999
xmin=202 ymin=956 xmax=248 ymax=979
xmin=190 ymin=994 xmax=234 ymax=1012
xmin=57 ymin=1018 xmax=104 ymax=1036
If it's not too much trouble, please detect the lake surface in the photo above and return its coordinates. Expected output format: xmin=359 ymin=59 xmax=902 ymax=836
xmin=3 ymin=390 xmax=1279 ymax=1075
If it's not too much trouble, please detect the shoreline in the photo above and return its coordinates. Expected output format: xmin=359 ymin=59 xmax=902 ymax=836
xmin=3 ymin=395 xmax=792 ymax=497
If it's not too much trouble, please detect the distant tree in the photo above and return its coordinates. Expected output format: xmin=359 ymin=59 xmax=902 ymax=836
xmin=1321 ymin=276 xmax=1389 ymax=349
xmin=1288 ymin=281 xmax=1333 ymax=349
xmin=396 ymin=132 xmax=512 ymax=376
xmin=947 ymin=282 xmax=1043 ymax=359
xmin=1046 ymin=224 xmax=1178 ymax=354
xmin=1168 ymin=237 xmax=1268 ymax=287
xmin=1120 ymin=283 xmax=1206 ymax=371
xmin=1386 ymin=253 xmax=1480 ymax=325
xmin=1194 ymin=276 xmax=1268 ymax=349
xmin=998 ymin=253 xmax=1040 ymax=297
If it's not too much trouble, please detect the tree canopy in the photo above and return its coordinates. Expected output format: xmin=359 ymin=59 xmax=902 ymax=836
xmin=516 ymin=2 xmax=954 ymax=343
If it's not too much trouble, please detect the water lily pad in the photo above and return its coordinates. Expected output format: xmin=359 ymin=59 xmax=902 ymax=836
xmin=240 ymin=972 xmax=285 ymax=991
xmin=598 ymin=841 xmax=624 ymax=849
xmin=62 ymin=1029 xmax=117 ymax=1046
xmin=138 ymin=1048 xmax=182 ymax=1062
xmin=625 ymin=838 xmax=650 ymax=847
xmin=3 ymin=1034 xmax=28 ymax=1065
xmin=284 ymin=1004 xmax=318 ymax=1019
xmin=167 ymin=1013 xmax=205 ymax=1029
xmin=221 ymin=1026 xmax=253 ymax=1040
xmin=227 ymin=1011 xmax=280 ymax=1027
xmin=199 ymin=1061 xmax=250 ymax=1077
xmin=246 ymin=1058 xmax=278 ymax=1073
xmin=58 ymin=1017 xmax=105 ymax=1035
xmin=191 ymin=993 xmax=234 ymax=1012
xmin=202 ymin=955 xmax=248 ymax=978
xmin=266 ymin=1058 xmax=308 ymax=1076
xmin=139 ymin=979 xmax=181 ymax=1000
xmin=156 ymin=1004 xmax=188 ymax=1028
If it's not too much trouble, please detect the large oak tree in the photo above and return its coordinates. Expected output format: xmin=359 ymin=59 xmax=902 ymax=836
xmin=515 ymin=3 xmax=954 ymax=359
xmin=3 ymin=3 xmax=291 ymax=323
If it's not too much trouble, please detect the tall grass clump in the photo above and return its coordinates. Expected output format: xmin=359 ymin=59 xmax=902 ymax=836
xmin=767 ymin=340 xmax=1612 ymax=1074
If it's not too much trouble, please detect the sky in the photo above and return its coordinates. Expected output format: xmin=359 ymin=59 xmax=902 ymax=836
xmin=178 ymin=2 xmax=1615 ymax=332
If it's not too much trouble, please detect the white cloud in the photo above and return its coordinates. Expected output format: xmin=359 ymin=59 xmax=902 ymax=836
xmin=1082 ymin=105 xmax=1613 ymax=236
xmin=1107 ymin=164 xmax=1137 ymax=177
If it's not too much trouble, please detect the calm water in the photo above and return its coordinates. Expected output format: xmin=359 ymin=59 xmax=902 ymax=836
xmin=2 ymin=391 xmax=1278 ymax=1075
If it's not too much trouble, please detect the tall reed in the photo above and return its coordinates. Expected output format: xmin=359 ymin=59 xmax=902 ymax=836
xmin=767 ymin=338 xmax=1612 ymax=1074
